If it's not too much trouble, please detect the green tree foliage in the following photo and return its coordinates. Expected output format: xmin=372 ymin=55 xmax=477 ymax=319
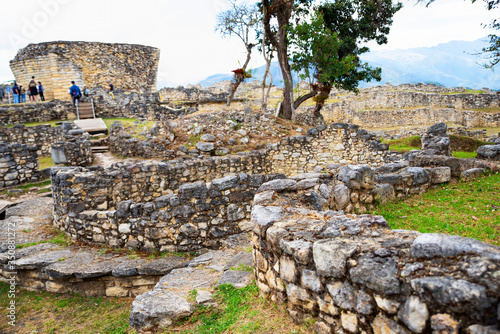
xmin=289 ymin=0 xmax=402 ymax=119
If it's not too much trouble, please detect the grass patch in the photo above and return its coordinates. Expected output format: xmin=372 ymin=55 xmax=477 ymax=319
xmin=471 ymin=126 xmax=500 ymax=136
xmin=383 ymin=135 xmax=492 ymax=155
xmin=0 ymin=179 xmax=51 ymax=196
xmin=441 ymin=89 xmax=485 ymax=95
xmin=16 ymin=230 xmax=72 ymax=249
xmin=39 ymin=155 xmax=55 ymax=169
xmin=469 ymin=107 xmax=500 ymax=113
xmin=452 ymin=151 xmax=477 ymax=159
xmin=370 ymin=173 xmax=500 ymax=246
xmin=174 ymin=283 xmax=315 ymax=334
xmin=382 ymin=135 xmax=421 ymax=153
xmin=4 ymin=119 xmax=62 ymax=128
xmin=0 ymin=282 xmax=132 ymax=334
xmin=102 ymin=117 xmax=140 ymax=128
xmin=449 ymin=135 xmax=492 ymax=152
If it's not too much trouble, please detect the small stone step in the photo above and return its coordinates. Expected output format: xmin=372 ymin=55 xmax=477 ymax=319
xmin=92 ymin=146 xmax=109 ymax=153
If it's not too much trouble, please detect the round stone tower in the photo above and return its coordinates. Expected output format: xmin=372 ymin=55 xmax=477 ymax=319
xmin=9 ymin=41 xmax=160 ymax=101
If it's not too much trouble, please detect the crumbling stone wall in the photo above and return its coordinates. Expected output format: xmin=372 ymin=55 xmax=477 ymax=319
xmin=10 ymin=41 xmax=160 ymax=101
xmin=252 ymin=174 xmax=500 ymax=334
xmin=0 ymin=100 xmax=72 ymax=126
xmin=0 ymin=124 xmax=63 ymax=156
xmin=51 ymin=122 xmax=93 ymax=167
xmin=0 ymin=143 xmax=41 ymax=188
xmin=316 ymin=107 xmax=500 ymax=128
xmin=267 ymin=124 xmax=390 ymax=174
xmin=51 ymin=150 xmax=500 ymax=252
xmin=52 ymin=172 xmax=274 ymax=252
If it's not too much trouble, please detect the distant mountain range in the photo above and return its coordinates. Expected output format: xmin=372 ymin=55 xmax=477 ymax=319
xmin=198 ymin=38 xmax=500 ymax=90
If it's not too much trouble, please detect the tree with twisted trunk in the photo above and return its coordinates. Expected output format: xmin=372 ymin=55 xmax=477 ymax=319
xmin=289 ymin=0 xmax=402 ymax=121
xmin=216 ymin=0 xmax=260 ymax=106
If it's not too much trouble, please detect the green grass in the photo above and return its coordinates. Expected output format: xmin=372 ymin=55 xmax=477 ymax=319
xmin=102 ymin=117 xmax=140 ymax=128
xmin=469 ymin=107 xmax=500 ymax=113
xmin=16 ymin=230 xmax=72 ymax=249
xmin=383 ymin=135 xmax=492 ymax=157
xmin=370 ymin=173 xmax=500 ymax=246
xmin=441 ymin=89 xmax=485 ymax=95
xmin=39 ymin=155 xmax=55 ymax=169
xmin=0 ymin=282 xmax=132 ymax=334
xmin=0 ymin=179 xmax=52 ymax=196
xmin=382 ymin=135 xmax=421 ymax=153
xmin=4 ymin=119 xmax=62 ymax=128
xmin=452 ymin=151 xmax=477 ymax=159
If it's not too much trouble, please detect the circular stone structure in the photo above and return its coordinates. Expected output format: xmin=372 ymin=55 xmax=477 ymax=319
xmin=10 ymin=41 xmax=160 ymax=101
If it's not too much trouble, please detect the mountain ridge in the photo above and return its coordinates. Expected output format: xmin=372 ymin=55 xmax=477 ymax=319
xmin=198 ymin=38 xmax=500 ymax=90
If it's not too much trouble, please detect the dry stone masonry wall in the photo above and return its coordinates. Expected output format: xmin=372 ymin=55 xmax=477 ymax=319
xmin=0 ymin=124 xmax=63 ymax=156
xmin=304 ymin=84 xmax=500 ymax=128
xmin=10 ymin=41 xmax=160 ymax=101
xmin=251 ymin=172 xmax=500 ymax=334
xmin=0 ymin=143 xmax=41 ymax=189
xmin=51 ymin=122 xmax=93 ymax=167
xmin=0 ymin=100 xmax=72 ymax=126
xmin=52 ymin=172 xmax=274 ymax=252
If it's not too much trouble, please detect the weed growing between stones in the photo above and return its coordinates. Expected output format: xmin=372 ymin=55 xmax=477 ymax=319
xmin=370 ymin=172 xmax=500 ymax=245
xmin=16 ymin=230 xmax=73 ymax=249
xmin=170 ymin=283 xmax=315 ymax=334
xmin=0 ymin=282 xmax=132 ymax=333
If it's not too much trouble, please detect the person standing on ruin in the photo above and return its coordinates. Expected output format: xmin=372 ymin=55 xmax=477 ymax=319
xmin=0 ymin=86 xmax=4 ymax=104
xmin=69 ymin=81 xmax=82 ymax=106
xmin=108 ymin=81 xmax=115 ymax=99
xmin=38 ymin=82 xmax=45 ymax=101
xmin=28 ymin=76 xmax=38 ymax=102
xmin=19 ymin=85 xmax=26 ymax=103
xmin=12 ymin=82 xmax=19 ymax=104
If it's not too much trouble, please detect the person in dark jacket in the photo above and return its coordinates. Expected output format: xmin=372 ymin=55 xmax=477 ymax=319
xmin=69 ymin=81 xmax=81 ymax=106
xmin=0 ymin=86 xmax=4 ymax=104
xmin=12 ymin=82 xmax=19 ymax=104
xmin=38 ymin=82 xmax=45 ymax=101
xmin=29 ymin=76 xmax=38 ymax=102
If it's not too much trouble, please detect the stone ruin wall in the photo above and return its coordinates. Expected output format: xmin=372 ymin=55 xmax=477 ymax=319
xmin=51 ymin=122 xmax=500 ymax=252
xmin=0 ymin=124 xmax=63 ymax=156
xmin=10 ymin=41 xmax=160 ymax=101
xmin=0 ymin=143 xmax=41 ymax=188
xmin=0 ymin=100 xmax=72 ymax=126
xmin=252 ymin=178 xmax=500 ymax=333
xmin=51 ymin=123 xmax=395 ymax=250
xmin=306 ymin=86 xmax=500 ymax=127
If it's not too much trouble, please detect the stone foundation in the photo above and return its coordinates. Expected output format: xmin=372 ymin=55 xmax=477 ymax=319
xmin=0 ymin=124 xmax=63 ymax=156
xmin=0 ymin=143 xmax=41 ymax=189
xmin=0 ymin=101 xmax=72 ymax=126
xmin=251 ymin=174 xmax=500 ymax=333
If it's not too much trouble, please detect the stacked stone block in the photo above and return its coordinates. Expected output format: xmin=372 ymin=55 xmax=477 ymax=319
xmin=0 ymin=124 xmax=63 ymax=156
xmin=51 ymin=122 xmax=93 ymax=167
xmin=251 ymin=176 xmax=500 ymax=334
xmin=10 ymin=41 xmax=160 ymax=101
xmin=0 ymin=143 xmax=41 ymax=188
xmin=0 ymin=100 xmax=72 ymax=126
xmin=52 ymin=172 xmax=273 ymax=252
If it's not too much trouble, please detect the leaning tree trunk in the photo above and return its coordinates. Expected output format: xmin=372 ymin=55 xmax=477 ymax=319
xmin=262 ymin=0 xmax=294 ymax=120
xmin=227 ymin=44 xmax=254 ymax=106
xmin=310 ymin=85 xmax=332 ymax=123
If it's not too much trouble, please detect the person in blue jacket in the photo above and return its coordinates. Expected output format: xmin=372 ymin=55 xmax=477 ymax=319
xmin=12 ymin=82 xmax=19 ymax=104
xmin=69 ymin=81 xmax=81 ymax=106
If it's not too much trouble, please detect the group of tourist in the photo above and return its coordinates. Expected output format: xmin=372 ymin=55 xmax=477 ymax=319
xmin=9 ymin=76 xmax=45 ymax=104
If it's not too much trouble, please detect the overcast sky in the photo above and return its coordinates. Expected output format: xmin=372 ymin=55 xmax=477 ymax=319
xmin=0 ymin=0 xmax=497 ymax=87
